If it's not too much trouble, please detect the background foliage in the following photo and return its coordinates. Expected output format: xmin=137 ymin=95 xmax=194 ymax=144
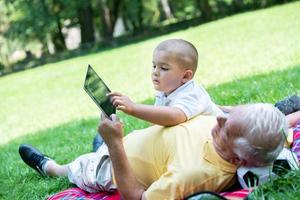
xmin=0 ymin=0 xmax=298 ymax=74
xmin=0 ymin=1 xmax=300 ymax=200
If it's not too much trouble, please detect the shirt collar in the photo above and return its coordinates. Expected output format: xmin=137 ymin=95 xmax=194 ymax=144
xmin=156 ymin=79 xmax=195 ymax=98
xmin=203 ymin=141 xmax=237 ymax=173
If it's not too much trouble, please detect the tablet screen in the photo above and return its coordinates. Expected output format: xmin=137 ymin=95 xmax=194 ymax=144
xmin=84 ymin=65 xmax=116 ymax=117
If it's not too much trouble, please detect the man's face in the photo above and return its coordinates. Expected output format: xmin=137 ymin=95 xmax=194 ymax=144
xmin=211 ymin=109 xmax=244 ymax=163
xmin=152 ymin=49 xmax=187 ymax=95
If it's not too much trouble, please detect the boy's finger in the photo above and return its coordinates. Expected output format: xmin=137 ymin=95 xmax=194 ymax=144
xmin=111 ymin=96 xmax=121 ymax=102
xmin=117 ymin=105 xmax=126 ymax=110
xmin=113 ymin=99 xmax=123 ymax=107
xmin=107 ymin=92 xmax=122 ymax=97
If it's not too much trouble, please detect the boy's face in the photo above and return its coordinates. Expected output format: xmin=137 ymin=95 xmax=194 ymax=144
xmin=152 ymin=49 xmax=188 ymax=95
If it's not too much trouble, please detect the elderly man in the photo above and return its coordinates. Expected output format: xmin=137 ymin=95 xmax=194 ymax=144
xmin=19 ymin=103 xmax=287 ymax=200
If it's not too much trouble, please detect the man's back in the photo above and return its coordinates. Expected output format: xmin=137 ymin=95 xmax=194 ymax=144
xmin=123 ymin=115 xmax=237 ymax=199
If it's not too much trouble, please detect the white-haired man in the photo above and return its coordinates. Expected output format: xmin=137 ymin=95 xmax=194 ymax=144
xmin=19 ymin=103 xmax=287 ymax=200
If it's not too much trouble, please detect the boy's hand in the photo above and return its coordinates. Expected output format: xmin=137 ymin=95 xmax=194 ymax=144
xmin=108 ymin=92 xmax=135 ymax=114
xmin=98 ymin=114 xmax=124 ymax=147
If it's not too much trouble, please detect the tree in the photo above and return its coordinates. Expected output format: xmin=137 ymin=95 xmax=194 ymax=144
xmin=232 ymin=0 xmax=244 ymax=12
xmin=160 ymin=0 xmax=173 ymax=20
xmin=196 ymin=0 xmax=213 ymax=21
xmin=120 ymin=0 xmax=160 ymax=33
xmin=77 ymin=0 xmax=95 ymax=45
xmin=0 ymin=1 xmax=10 ymax=68
xmin=50 ymin=0 xmax=66 ymax=51
xmin=97 ymin=0 xmax=121 ymax=42
xmin=4 ymin=0 xmax=67 ymax=53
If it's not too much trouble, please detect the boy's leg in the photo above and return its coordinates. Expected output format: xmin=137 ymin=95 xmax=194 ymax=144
xmin=93 ymin=133 xmax=104 ymax=152
xmin=19 ymin=144 xmax=68 ymax=177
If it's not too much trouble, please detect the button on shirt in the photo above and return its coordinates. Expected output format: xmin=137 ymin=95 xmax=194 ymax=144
xmin=154 ymin=80 xmax=223 ymax=119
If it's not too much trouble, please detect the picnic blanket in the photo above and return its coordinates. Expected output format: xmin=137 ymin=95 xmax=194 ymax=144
xmin=47 ymin=188 xmax=120 ymax=200
xmin=47 ymin=188 xmax=251 ymax=200
xmin=48 ymin=121 xmax=300 ymax=200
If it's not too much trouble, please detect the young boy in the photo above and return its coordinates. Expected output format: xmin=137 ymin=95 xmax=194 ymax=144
xmin=108 ymin=39 xmax=223 ymax=126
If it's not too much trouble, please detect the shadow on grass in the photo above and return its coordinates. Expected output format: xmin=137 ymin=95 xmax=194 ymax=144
xmin=0 ymin=65 xmax=299 ymax=199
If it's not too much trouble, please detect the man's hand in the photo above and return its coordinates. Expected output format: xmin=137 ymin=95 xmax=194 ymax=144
xmin=98 ymin=114 xmax=124 ymax=147
xmin=108 ymin=92 xmax=136 ymax=114
xmin=100 ymin=112 xmax=106 ymax=121
xmin=98 ymin=114 xmax=146 ymax=200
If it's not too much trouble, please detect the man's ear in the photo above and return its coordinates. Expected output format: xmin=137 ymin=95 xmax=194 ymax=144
xmin=230 ymin=156 xmax=246 ymax=166
xmin=182 ymin=69 xmax=193 ymax=83
xmin=216 ymin=116 xmax=227 ymax=128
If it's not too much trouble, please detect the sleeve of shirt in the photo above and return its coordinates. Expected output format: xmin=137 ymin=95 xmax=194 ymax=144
xmin=169 ymin=93 xmax=210 ymax=120
xmin=169 ymin=88 xmax=223 ymax=119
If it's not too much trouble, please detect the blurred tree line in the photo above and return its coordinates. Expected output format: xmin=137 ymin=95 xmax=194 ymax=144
xmin=0 ymin=0 xmax=297 ymax=74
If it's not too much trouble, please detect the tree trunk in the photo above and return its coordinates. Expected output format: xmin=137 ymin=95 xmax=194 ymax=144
xmin=98 ymin=0 xmax=120 ymax=42
xmin=137 ymin=1 xmax=144 ymax=30
xmin=160 ymin=0 xmax=173 ymax=20
xmin=78 ymin=1 xmax=95 ymax=45
xmin=51 ymin=0 xmax=66 ymax=52
xmin=50 ymin=17 xmax=66 ymax=52
xmin=196 ymin=0 xmax=213 ymax=21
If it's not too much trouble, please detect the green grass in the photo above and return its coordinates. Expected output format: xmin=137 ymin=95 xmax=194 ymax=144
xmin=248 ymin=169 xmax=300 ymax=200
xmin=0 ymin=2 xmax=300 ymax=199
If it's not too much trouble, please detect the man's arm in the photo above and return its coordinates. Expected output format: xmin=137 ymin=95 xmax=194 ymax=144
xmin=286 ymin=110 xmax=300 ymax=127
xmin=98 ymin=115 xmax=146 ymax=200
xmin=109 ymin=92 xmax=187 ymax=126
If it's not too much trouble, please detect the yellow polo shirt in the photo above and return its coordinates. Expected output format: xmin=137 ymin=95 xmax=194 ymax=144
xmin=123 ymin=115 xmax=237 ymax=200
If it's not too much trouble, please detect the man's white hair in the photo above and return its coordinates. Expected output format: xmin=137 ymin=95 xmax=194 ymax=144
xmin=233 ymin=103 xmax=288 ymax=166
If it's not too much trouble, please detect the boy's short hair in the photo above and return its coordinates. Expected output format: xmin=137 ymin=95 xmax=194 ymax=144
xmin=155 ymin=39 xmax=198 ymax=73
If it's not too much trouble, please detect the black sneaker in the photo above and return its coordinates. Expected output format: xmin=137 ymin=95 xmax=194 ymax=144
xmin=19 ymin=144 xmax=50 ymax=177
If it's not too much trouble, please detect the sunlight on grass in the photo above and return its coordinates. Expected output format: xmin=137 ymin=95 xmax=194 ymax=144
xmin=0 ymin=56 xmax=298 ymax=200
xmin=1 ymin=3 xmax=300 ymax=199
xmin=0 ymin=2 xmax=300 ymax=145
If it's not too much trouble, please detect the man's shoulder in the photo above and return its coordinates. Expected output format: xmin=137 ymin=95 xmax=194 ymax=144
xmin=183 ymin=115 xmax=216 ymax=128
xmin=161 ymin=115 xmax=216 ymax=140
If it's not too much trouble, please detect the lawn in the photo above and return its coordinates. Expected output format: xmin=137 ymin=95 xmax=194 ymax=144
xmin=0 ymin=2 xmax=300 ymax=199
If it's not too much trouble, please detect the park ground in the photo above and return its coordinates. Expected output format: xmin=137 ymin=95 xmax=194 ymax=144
xmin=0 ymin=2 xmax=300 ymax=199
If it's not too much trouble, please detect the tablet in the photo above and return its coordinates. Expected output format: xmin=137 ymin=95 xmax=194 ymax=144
xmin=84 ymin=65 xmax=116 ymax=117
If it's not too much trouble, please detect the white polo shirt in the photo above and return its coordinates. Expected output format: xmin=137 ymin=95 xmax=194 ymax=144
xmin=154 ymin=80 xmax=223 ymax=119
